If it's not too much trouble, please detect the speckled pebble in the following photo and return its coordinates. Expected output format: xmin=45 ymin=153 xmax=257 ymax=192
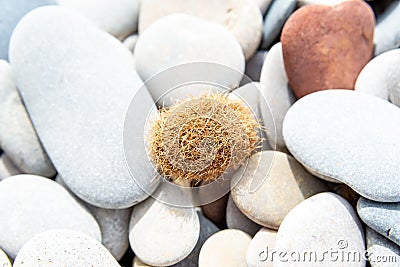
xmin=283 ymin=90 xmax=400 ymax=202
xmin=366 ymin=227 xmax=400 ymax=267
xmin=358 ymin=198 xmax=400 ymax=247
xmin=246 ymin=228 xmax=277 ymax=267
xmin=374 ymin=1 xmax=400 ymax=56
xmin=0 ymin=154 xmax=21 ymax=180
xmin=0 ymin=248 xmax=11 ymax=267
xmin=231 ymin=151 xmax=328 ymax=229
xmin=226 ymin=195 xmax=261 ymax=236
xmin=0 ymin=175 xmax=101 ymax=259
xmin=13 ymin=230 xmax=120 ymax=267
xmin=199 ymin=229 xmax=251 ymax=267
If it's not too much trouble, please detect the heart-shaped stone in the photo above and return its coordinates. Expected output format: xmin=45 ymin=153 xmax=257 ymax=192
xmin=281 ymin=0 xmax=374 ymax=98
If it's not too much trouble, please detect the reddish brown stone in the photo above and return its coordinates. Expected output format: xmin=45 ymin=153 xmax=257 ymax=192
xmin=281 ymin=0 xmax=375 ymax=98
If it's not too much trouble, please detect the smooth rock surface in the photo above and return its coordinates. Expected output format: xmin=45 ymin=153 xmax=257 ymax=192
xmin=252 ymin=0 xmax=273 ymax=14
xmin=366 ymin=227 xmax=400 ymax=267
xmin=245 ymin=51 xmax=268 ymax=82
xmin=355 ymin=49 xmax=400 ymax=101
xmin=0 ymin=154 xmax=21 ymax=180
xmin=0 ymin=175 xmax=101 ymax=258
xmin=56 ymin=0 xmax=139 ymax=40
xmin=274 ymin=193 xmax=365 ymax=267
xmin=138 ymin=0 xmax=263 ymax=60
xmin=358 ymin=198 xmax=400 ymax=246
xmin=231 ymin=151 xmax=328 ymax=229
xmin=0 ymin=248 xmax=11 ymax=267
xmin=283 ymin=90 xmax=400 ymax=202
xmin=374 ymin=1 xmax=400 ymax=56
xmin=246 ymin=228 xmax=277 ymax=267
xmin=201 ymin=193 xmax=228 ymax=229
xmin=123 ymin=34 xmax=138 ymax=53
xmin=13 ymin=230 xmax=119 ymax=267
xmin=9 ymin=6 xmax=159 ymax=208
xmin=133 ymin=257 xmax=151 ymax=267
xmin=0 ymin=60 xmax=55 ymax=177
xmin=226 ymin=195 xmax=261 ymax=236
xmin=261 ymin=0 xmax=296 ymax=49
xmin=297 ymin=0 xmax=347 ymax=6
xmin=0 ymin=0 xmax=55 ymax=60
xmin=259 ymin=43 xmax=296 ymax=151
xmin=129 ymin=190 xmax=200 ymax=266
xmin=281 ymin=0 xmax=375 ymax=98
xmin=199 ymin=229 xmax=251 ymax=267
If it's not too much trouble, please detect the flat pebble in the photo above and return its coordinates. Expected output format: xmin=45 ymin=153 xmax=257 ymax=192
xmin=199 ymin=229 xmax=251 ymax=267
xmin=281 ymin=0 xmax=374 ymax=98
xmin=259 ymin=43 xmax=296 ymax=151
xmin=261 ymin=0 xmax=296 ymax=49
xmin=139 ymin=0 xmax=263 ymax=60
xmin=0 ymin=175 xmax=101 ymax=258
xmin=374 ymin=1 xmax=400 ymax=56
xmin=246 ymin=228 xmax=277 ymax=267
xmin=123 ymin=34 xmax=138 ymax=53
xmin=13 ymin=230 xmax=119 ymax=267
xmin=366 ymin=227 xmax=400 ymax=267
xmin=0 ymin=0 xmax=55 ymax=60
xmin=0 ymin=154 xmax=21 ymax=180
xmin=9 ymin=6 xmax=159 ymax=208
xmin=226 ymin=195 xmax=261 ymax=236
xmin=274 ymin=192 xmax=365 ymax=267
xmin=357 ymin=198 xmax=400 ymax=247
xmin=0 ymin=60 xmax=55 ymax=177
xmin=0 ymin=248 xmax=11 ymax=267
xmin=129 ymin=190 xmax=200 ymax=266
xmin=283 ymin=90 xmax=400 ymax=202
xmin=231 ymin=151 xmax=328 ymax=229
xmin=56 ymin=0 xmax=139 ymax=40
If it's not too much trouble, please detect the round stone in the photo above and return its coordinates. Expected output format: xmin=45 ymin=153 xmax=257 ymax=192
xmin=374 ymin=1 xmax=400 ymax=56
xmin=366 ymin=227 xmax=400 ymax=267
xmin=129 ymin=190 xmax=200 ymax=266
xmin=259 ymin=43 xmax=296 ymax=152
xmin=56 ymin=0 xmax=139 ymax=40
xmin=138 ymin=0 xmax=263 ymax=60
xmin=0 ymin=154 xmax=21 ymax=180
xmin=283 ymin=89 xmax=400 ymax=202
xmin=0 ymin=248 xmax=11 ymax=267
xmin=231 ymin=151 xmax=328 ymax=229
xmin=226 ymin=194 xmax=261 ymax=236
xmin=9 ymin=6 xmax=159 ymax=208
xmin=281 ymin=0 xmax=374 ymax=98
xmin=274 ymin=192 xmax=365 ymax=267
xmin=0 ymin=60 xmax=55 ymax=177
xmin=246 ymin=228 xmax=277 ymax=267
xmin=199 ymin=229 xmax=251 ymax=267
xmin=0 ymin=175 xmax=101 ymax=258
xmin=13 ymin=230 xmax=119 ymax=267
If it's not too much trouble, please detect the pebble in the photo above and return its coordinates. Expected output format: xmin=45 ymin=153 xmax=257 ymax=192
xmin=0 ymin=175 xmax=101 ymax=259
xmin=246 ymin=228 xmax=277 ymax=267
xmin=274 ymin=192 xmax=365 ymax=267
xmin=13 ymin=230 xmax=119 ymax=267
xmin=226 ymin=194 xmax=261 ymax=236
xmin=201 ymin=192 xmax=228 ymax=229
xmin=283 ymin=90 xmax=400 ymax=202
xmin=366 ymin=227 xmax=400 ymax=267
xmin=259 ymin=43 xmax=296 ymax=151
xmin=133 ymin=257 xmax=151 ymax=267
xmin=252 ymin=0 xmax=273 ymax=14
xmin=355 ymin=49 xmax=400 ymax=101
xmin=199 ymin=229 xmax=251 ymax=267
xmin=129 ymin=189 xmax=200 ymax=266
xmin=0 ymin=0 xmax=55 ymax=60
xmin=245 ymin=51 xmax=268 ymax=82
xmin=261 ymin=0 xmax=296 ymax=49
xmin=374 ymin=1 xmax=400 ymax=56
xmin=281 ymin=0 xmax=375 ymax=98
xmin=0 ymin=248 xmax=11 ymax=267
xmin=56 ymin=0 xmax=139 ymax=40
xmin=123 ymin=34 xmax=138 ymax=53
xmin=9 ymin=6 xmax=159 ymax=208
xmin=231 ymin=151 xmax=327 ymax=229
xmin=357 ymin=198 xmax=400 ymax=247
xmin=0 ymin=60 xmax=55 ymax=177
xmin=138 ymin=0 xmax=263 ymax=60
xmin=297 ymin=0 xmax=347 ymax=6
xmin=0 ymin=154 xmax=21 ymax=180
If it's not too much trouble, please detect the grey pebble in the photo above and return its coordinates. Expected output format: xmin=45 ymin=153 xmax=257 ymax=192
xmin=0 ymin=154 xmax=21 ymax=180
xmin=245 ymin=50 xmax=268 ymax=82
xmin=366 ymin=226 xmax=400 ymax=267
xmin=374 ymin=1 xmax=400 ymax=56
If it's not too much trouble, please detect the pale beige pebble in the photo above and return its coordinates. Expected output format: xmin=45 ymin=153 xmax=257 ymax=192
xmin=138 ymin=0 xmax=263 ymax=60
xmin=0 ymin=154 xmax=21 ymax=180
xmin=133 ymin=257 xmax=152 ymax=267
xmin=246 ymin=228 xmax=277 ymax=267
xmin=199 ymin=229 xmax=251 ymax=267
xmin=0 ymin=248 xmax=11 ymax=267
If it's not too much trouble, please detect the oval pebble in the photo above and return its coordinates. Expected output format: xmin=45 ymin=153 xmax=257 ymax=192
xmin=0 ymin=60 xmax=55 ymax=177
xmin=9 ymin=6 xmax=159 ymax=208
xmin=283 ymin=89 xmax=400 ymax=202
xmin=246 ymin=228 xmax=277 ymax=267
xmin=274 ymin=192 xmax=365 ymax=267
xmin=13 ymin=230 xmax=119 ymax=267
xmin=366 ymin=227 xmax=400 ymax=267
xmin=374 ymin=1 xmax=400 ymax=56
xmin=0 ymin=248 xmax=11 ymax=267
xmin=199 ymin=229 xmax=251 ymax=267
xmin=129 ymin=190 xmax=200 ymax=266
xmin=231 ymin=151 xmax=328 ymax=229
xmin=226 ymin=194 xmax=261 ymax=236
xmin=0 ymin=154 xmax=21 ymax=180
xmin=0 ymin=175 xmax=101 ymax=258
xmin=138 ymin=0 xmax=262 ymax=60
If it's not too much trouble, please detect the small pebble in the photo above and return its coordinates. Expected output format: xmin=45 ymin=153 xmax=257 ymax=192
xmin=245 ymin=50 xmax=268 ymax=82
xmin=246 ymin=228 xmax=277 ymax=267
xmin=226 ymin=194 xmax=261 ymax=236
xmin=374 ymin=1 xmax=400 ymax=56
xmin=123 ymin=34 xmax=138 ymax=53
xmin=201 ymin=192 xmax=228 ymax=229
xmin=366 ymin=226 xmax=400 ymax=267
xmin=0 ymin=154 xmax=21 ymax=180
xmin=297 ymin=0 xmax=347 ymax=6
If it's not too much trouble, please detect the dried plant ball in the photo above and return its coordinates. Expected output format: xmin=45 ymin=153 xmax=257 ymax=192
xmin=147 ymin=93 xmax=261 ymax=183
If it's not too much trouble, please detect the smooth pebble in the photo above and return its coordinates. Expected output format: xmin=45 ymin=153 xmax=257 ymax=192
xmin=374 ymin=1 xmax=400 ymax=56
xmin=246 ymin=228 xmax=277 ymax=267
xmin=123 ymin=34 xmax=138 ymax=53
xmin=226 ymin=194 xmax=261 ymax=236
xmin=0 ymin=154 xmax=21 ymax=180
xmin=245 ymin=51 xmax=268 ymax=82
xmin=366 ymin=227 xmax=400 ymax=267
xmin=0 ymin=248 xmax=11 ymax=267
